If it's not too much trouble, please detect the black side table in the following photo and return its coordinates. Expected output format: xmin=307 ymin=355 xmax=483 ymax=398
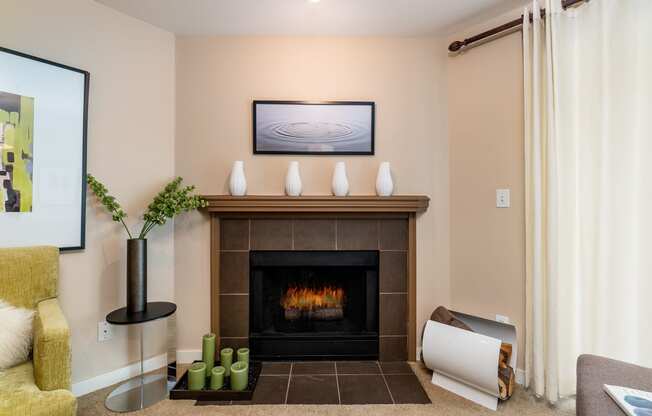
xmin=104 ymin=302 xmax=176 ymax=413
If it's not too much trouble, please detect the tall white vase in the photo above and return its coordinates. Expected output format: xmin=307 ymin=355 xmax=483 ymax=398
xmin=229 ymin=161 xmax=247 ymax=196
xmin=285 ymin=161 xmax=302 ymax=196
xmin=331 ymin=162 xmax=350 ymax=197
xmin=375 ymin=162 xmax=394 ymax=196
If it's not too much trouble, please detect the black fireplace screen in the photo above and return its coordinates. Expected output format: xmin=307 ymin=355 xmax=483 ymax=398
xmin=249 ymin=251 xmax=379 ymax=360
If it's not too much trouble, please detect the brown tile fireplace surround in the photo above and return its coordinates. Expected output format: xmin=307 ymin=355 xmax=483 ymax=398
xmin=203 ymin=195 xmax=429 ymax=362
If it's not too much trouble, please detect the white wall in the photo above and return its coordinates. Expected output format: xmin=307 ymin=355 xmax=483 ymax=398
xmin=1 ymin=0 xmax=176 ymax=385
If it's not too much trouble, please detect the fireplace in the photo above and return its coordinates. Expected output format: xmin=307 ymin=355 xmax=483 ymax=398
xmin=207 ymin=200 xmax=429 ymax=361
xmin=249 ymin=250 xmax=379 ymax=360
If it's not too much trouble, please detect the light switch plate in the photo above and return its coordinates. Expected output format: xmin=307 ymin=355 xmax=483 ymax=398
xmin=496 ymin=189 xmax=510 ymax=208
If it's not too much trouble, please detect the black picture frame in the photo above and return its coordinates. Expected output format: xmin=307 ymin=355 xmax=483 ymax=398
xmin=0 ymin=46 xmax=89 ymax=251
xmin=253 ymin=100 xmax=375 ymax=155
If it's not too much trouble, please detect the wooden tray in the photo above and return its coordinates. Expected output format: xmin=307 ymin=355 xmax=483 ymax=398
xmin=170 ymin=361 xmax=262 ymax=401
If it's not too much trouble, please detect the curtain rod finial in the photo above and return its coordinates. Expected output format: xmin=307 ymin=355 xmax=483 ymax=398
xmin=449 ymin=40 xmax=465 ymax=52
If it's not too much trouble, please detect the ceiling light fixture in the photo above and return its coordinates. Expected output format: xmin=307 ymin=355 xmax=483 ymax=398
xmin=308 ymin=0 xmax=320 ymax=3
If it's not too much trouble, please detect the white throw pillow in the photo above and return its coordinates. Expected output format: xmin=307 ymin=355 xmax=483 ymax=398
xmin=0 ymin=299 xmax=35 ymax=370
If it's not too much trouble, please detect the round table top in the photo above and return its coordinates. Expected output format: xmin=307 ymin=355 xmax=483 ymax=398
xmin=106 ymin=302 xmax=177 ymax=325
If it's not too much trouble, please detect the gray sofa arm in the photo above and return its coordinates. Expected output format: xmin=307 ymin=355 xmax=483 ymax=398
xmin=577 ymin=354 xmax=652 ymax=416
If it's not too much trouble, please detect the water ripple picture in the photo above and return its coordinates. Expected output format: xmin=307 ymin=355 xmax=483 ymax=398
xmin=254 ymin=101 xmax=374 ymax=154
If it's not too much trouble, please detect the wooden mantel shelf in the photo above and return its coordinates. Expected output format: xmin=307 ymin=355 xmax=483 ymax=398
xmin=201 ymin=195 xmax=430 ymax=213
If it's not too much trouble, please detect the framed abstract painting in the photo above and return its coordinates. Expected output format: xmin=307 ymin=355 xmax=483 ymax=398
xmin=253 ymin=100 xmax=375 ymax=155
xmin=0 ymin=47 xmax=89 ymax=250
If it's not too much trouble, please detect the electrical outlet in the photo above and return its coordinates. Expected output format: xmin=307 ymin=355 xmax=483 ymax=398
xmin=496 ymin=189 xmax=511 ymax=208
xmin=496 ymin=314 xmax=510 ymax=324
xmin=98 ymin=321 xmax=112 ymax=342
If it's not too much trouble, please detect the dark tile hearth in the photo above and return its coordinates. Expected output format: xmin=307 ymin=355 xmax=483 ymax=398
xmin=287 ymin=375 xmax=340 ymax=404
xmin=338 ymin=375 xmax=393 ymax=404
xmin=379 ymin=361 xmax=413 ymax=375
xmin=292 ymin=361 xmax=336 ymax=375
xmin=251 ymin=375 xmax=290 ymax=404
xmin=260 ymin=362 xmax=291 ymax=375
xmin=385 ymin=374 xmax=431 ymax=404
xmin=335 ymin=360 xmax=381 ymax=374
xmin=195 ymin=360 xmax=430 ymax=406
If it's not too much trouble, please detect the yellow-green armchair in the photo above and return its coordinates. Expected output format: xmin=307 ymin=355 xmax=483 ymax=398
xmin=0 ymin=247 xmax=76 ymax=416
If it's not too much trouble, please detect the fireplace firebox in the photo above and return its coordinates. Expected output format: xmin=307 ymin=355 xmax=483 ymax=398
xmin=249 ymin=250 xmax=379 ymax=360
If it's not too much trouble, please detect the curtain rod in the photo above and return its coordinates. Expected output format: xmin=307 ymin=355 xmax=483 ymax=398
xmin=448 ymin=0 xmax=588 ymax=53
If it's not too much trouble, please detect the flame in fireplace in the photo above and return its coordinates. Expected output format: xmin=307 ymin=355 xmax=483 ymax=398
xmin=281 ymin=285 xmax=345 ymax=312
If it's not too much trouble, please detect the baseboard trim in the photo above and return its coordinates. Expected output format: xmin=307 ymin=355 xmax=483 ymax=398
xmin=176 ymin=349 xmax=202 ymax=363
xmin=71 ymin=353 xmax=168 ymax=397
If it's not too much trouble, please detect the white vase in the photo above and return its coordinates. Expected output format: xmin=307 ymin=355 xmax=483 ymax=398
xmin=331 ymin=162 xmax=350 ymax=197
xmin=375 ymin=162 xmax=394 ymax=196
xmin=229 ymin=161 xmax=247 ymax=196
xmin=285 ymin=161 xmax=302 ymax=196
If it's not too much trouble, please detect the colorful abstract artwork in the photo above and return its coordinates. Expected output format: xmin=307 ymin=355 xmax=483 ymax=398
xmin=0 ymin=91 xmax=34 ymax=212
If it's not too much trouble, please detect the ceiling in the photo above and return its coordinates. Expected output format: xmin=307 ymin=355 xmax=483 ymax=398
xmin=95 ymin=0 xmax=527 ymax=37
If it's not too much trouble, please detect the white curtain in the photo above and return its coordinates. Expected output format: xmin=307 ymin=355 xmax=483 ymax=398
xmin=523 ymin=0 xmax=652 ymax=402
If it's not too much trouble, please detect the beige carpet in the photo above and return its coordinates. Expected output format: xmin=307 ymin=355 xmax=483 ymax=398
xmin=78 ymin=362 xmax=576 ymax=415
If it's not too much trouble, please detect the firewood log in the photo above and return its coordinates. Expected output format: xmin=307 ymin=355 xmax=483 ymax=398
xmin=430 ymin=306 xmax=473 ymax=331
xmin=309 ymin=307 xmax=344 ymax=320
xmin=498 ymin=365 xmax=515 ymax=400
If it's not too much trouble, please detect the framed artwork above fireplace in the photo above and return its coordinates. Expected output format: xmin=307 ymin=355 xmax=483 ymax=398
xmin=253 ymin=100 xmax=375 ymax=155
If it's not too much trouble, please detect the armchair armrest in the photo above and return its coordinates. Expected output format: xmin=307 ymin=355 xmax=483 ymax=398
xmin=0 ymin=389 xmax=76 ymax=416
xmin=33 ymin=298 xmax=71 ymax=391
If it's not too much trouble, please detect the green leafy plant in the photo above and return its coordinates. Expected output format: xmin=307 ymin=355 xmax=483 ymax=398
xmin=87 ymin=174 xmax=207 ymax=239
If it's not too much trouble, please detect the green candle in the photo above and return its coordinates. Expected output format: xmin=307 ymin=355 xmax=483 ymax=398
xmin=210 ymin=365 xmax=225 ymax=390
xmin=220 ymin=347 xmax=233 ymax=377
xmin=202 ymin=333 xmax=216 ymax=372
xmin=230 ymin=361 xmax=248 ymax=391
xmin=236 ymin=347 xmax=249 ymax=364
xmin=188 ymin=362 xmax=206 ymax=391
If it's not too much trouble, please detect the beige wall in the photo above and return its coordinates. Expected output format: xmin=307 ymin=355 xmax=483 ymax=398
xmin=174 ymin=36 xmax=450 ymax=357
xmin=3 ymin=0 xmax=527 ymax=385
xmin=1 ymin=0 xmax=176 ymax=385
xmin=447 ymin=11 xmax=526 ymax=369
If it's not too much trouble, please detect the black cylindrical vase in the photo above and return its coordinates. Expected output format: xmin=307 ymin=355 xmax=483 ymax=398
xmin=127 ymin=238 xmax=147 ymax=314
